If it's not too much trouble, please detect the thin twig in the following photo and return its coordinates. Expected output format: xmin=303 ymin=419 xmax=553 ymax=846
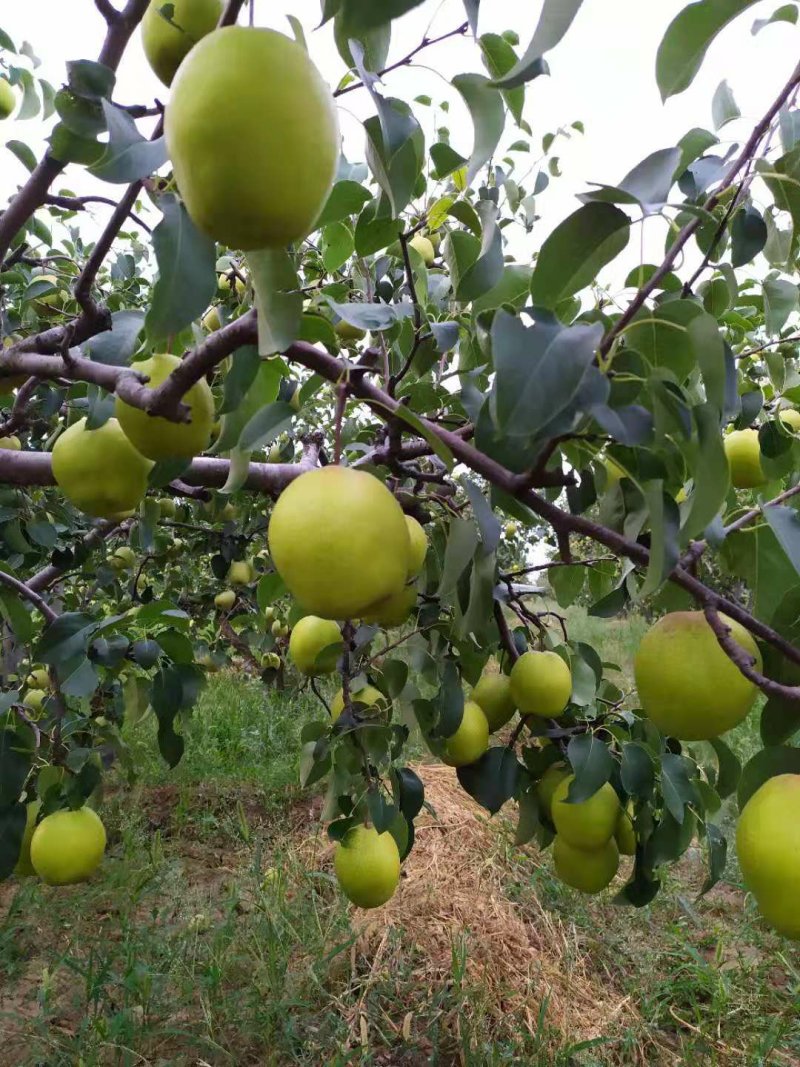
xmin=335 ymin=23 xmax=470 ymax=97
xmin=0 ymin=569 xmax=58 ymax=623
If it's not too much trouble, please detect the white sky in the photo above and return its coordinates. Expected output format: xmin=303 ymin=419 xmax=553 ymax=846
xmin=0 ymin=0 xmax=798 ymax=278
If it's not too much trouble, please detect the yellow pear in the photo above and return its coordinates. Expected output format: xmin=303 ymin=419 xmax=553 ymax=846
xmin=330 ymin=683 xmax=385 ymax=720
xmin=634 ymin=611 xmax=761 ymax=740
xmin=335 ymin=320 xmax=366 ymax=342
xmin=202 ymin=306 xmax=222 ymax=332
xmin=551 ymin=775 xmax=620 ymax=849
xmin=30 ymin=807 xmax=107 ymax=885
xmin=504 ymin=521 xmax=519 ymax=537
xmin=553 ymin=835 xmax=619 ymax=894
xmin=288 ymin=615 xmax=342 ymax=675
xmin=25 ymin=668 xmax=50 ymax=691
xmin=470 ymin=672 xmax=516 ymax=732
xmin=158 ymin=497 xmax=177 ymax=518
xmin=361 ymin=584 xmax=416 ymax=628
xmin=227 ymin=560 xmax=253 ymax=586
xmin=441 ymin=700 xmax=489 ymax=767
xmin=219 ymin=273 xmax=246 ymax=297
xmin=141 ymin=0 xmax=222 ymax=87
xmin=268 ymin=466 xmax=409 ymax=620
xmin=0 ymin=77 xmax=16 ymax=120
xmin=112 ymin=546 xmax=137 ymax=570
xmin=779 ymin=408 xmax=800 ymax=433
xmin=405 ymin=515 xmax=428 ymax=578
xmin=166 ymin=26 xmax=339 ymax=249
xmin=115 ymin=352 xmax=214 ymax=461
xmin=0 ymin=434 xmax=20 ymax=449
xmin=52 ymin=417 xmax=153 ymax=519
xmin=409 ymin=234 xmax=435 ymax=265
xmin=214 ymin=589 xmax=236 ymax=610
xmin=724 ymin=428 xmax=766 ymax=489
xmin=510 ymin=650 xmax=572 ymax=717
xmin=737 ymin=774 xmax=800 ymax=938
xmin=14 ymin=800 xmax=41 ymax=877
xmin=24 ymin=689 xmax=47 ymax=714
xmin=537 ymin=762 xmax=570 ymax=823
xmin=334 ymin=825 xmax=400 ymax=908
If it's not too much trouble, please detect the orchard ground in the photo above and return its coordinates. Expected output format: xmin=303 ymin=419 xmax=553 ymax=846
xmin=1 ymin=608 xmax=797 ymax=1067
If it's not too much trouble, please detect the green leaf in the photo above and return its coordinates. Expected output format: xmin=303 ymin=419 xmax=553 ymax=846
xmin=67 ymin=58 xmax=115 ymax=100
xmin=327 ymin=299 xmax=402 ymax=332
xmin=460 ymin=477 xmax=501 ymax=552
xmin=0 ymin=803 xmax=26 ymax=881
xmin=479 ymin=33 xmax=525 ymax=124
xmin=566 ymin=733 xmax=614 ymax=803
xmin=763 ymin=504 xmax=800 ymax=579
xmin=763 ymin=276 xmax=799 ymax=334
xmin=530 ymin=202 xmax=630 ymax=308
xmin=246 ymin=248 xmax=303 ymax=356
xmin=145 ymin=194 xmax=217 ymax=344
xmin=321 ymin=221 xmax=354 ymax=272
xmin=0 ymin=727 xmax=31 ymax=808
xmin=81 ymin=310 xmax=145 ymax=367
xmin=472 ymin=263 xmax=532 ymax=315
xmin=660 ymin=753 xmax=698 ymax=823
xmin=90 ymin=101 xmax=167 ymax=183
xmin=455 ymin=199 xmax=503 ymax=301
xmin=698 ymin=820 xmax=727 ymax=896
xmin=689 ymin=312 xmax=726 ymax=414
xmin=430 ymin=142 xmax=468 ymax=181
xmin=682 ymin=402 xmax=730 ymax=539
xmin=438 ymin=517 xmax=479 ymax=596
xmin=491 ymin=0 xmax=584 ymax=89
xmin=6 ymin=139 xmax=36 ymax=172
xmin=239 ymin=401 xmax=295 ymax=453
xmin=48 ymin=122 xmax=103 ymax=165
xmin=620 ymin=742 xmax=655 ymax=797
xmin=626 ymin=299 xmax=704 ymax=382
xmin=490 ymin=310 xmax=602 ymax=440
xmin=758 ymin=146 xmax=800 ymax=259
xmin=316 ymin=180 xmax=372 ymax=226
xmin=452 ymin=73 xmax=505 ymax=186
xmin=338 ymin=0 xmax=425 ymax=32
xmin=752 ymin=3 xmax=798 ymax=33
xmin=434 ymin=660 xmax=464 ymax=738
xmin=708 ymin=737 xmax=741 ymax=798
xmin=711 ymin=79 xmax=740 ymax=130
xmin=457 ymin=747 xmax=520 ymax=814
xmin=656 ymin=0 xmax=760 ymax=101
xmin=731 ymin=204 xmax=767 ymax=267
xmin=738 ymin=745 xmax=800 ymax=809
xmin=219 ymin=345 xmax=260 ymax=415
xmin=548 ymin=565 xmax=586 ymax=608
xmin=580 ymin=148 xmax=681 ymax=213
xmin=256 ymin=572 xmax=287 ymax=611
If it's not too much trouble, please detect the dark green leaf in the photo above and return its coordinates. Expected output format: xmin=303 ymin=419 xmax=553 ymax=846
xmin=709 ymin=736 xmax=741 ymax=798
xmin=656 ymin=0 xmax=760 ymax=100
xmin=455 ymin=199 xmax=503 ymax=301
xmin=452 ymin=73 xmax=505 ymax=185
xmin=239 ymin=401 xmax=295 ymax=453
xmin=457 ymin=746 xmax=520 ymax=814
xmin=752 ymin=3 xmax=798 ymax=33
xmin=316 ymin=180 xmax=372 ymax=227
xmin=620 ymin=742 xmax=655 ymax=797
xmin=492 ymin=0 xmax=584 ymax=89
xmin=247 ymin=248 xmax=303 ymax=355
xmin=0 ymin=728 xmax=31 ymax=808
xmin=91 ymin=101 xmax=167 ymax=182
xmin=698 ymin=820 xmax=727 ymax=895
xmin=566 ymin=733 xmax=614 ymax=802
xmin=0 ymin=803 xmax=26 ymax=881
xmin=6 ymin=139 xmax=36 ymax=172
xmin=530 ymin=202 xmax=630 ymax=308
xmin=660 ymin=752 xmax=698 ymax=823
xmin=712 ymin=79 xmax=739 ymax=129
xmin=738 ymin=745 xmax=800 ymax=809
xmin=81 ymin=310 xmax=145 ymax=367
xmin=145 ymin=194 xmax=217 ymax=343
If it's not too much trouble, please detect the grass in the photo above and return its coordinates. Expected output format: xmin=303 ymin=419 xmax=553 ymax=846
xmin=1 ymin=615 xmax=800 ymax=1064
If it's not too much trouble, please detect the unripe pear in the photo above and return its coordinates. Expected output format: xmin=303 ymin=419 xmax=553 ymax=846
xmin=724 ymin=428 xmax=766 ymax=489
xmin=334 ymin=825 xmax=400 ymax=908
xmin=0 ymin=435 xmax=21 ymax=450
xmin=14 ymin=800 xmax=41 ymax=877
xmin=330 ymin=684 xmax=386 ymax=720
xmin=470 ymin=672 xmax=516 ymax=732
xmin=141 ymin=0 xmax=223 ymax=87
xmin=228 ymin=560 xmax=254 ymax=586
xmin=404 ymin=515 xmax=428 ymax=578
xmin=30 ymin=807 xmax=106 ymax=886
xmin=214 ymin=589 xmax=236 ymax=611
xmin=551 ymin=775 xmax=620 ymax=849
xmin=409 ymin=234 xmax=435 ymax=266
xmin=52 ymin=418 xmax=153 ymax=520
xmin=537 ymin=762 xmax=570 ymax=824
xmin=288 ymin=615 xmax=341 ymax=675
xmin=361 ymin=584 xmax=416 ymax=628
xmin=779 ymin=408 xmax=800 ymax=433
xmin=335 ymin=320 xmax=366 ymax=342
xmin=737 ymin=774 xmax=800 ymax=938
xmin=510 ymin=650 xmax=572 ymax=717
xmin=615 ymin=804 xmax=637 ymax=856
xmin=553 ymin=835 xmax=619 ymax=894
xmin=634 ymin=611 xmax=761 ymax=740
xmin=440 ymin=700 xmax=489 ymax=767
xmin=0 ymin=78 xmax=16 ymax=120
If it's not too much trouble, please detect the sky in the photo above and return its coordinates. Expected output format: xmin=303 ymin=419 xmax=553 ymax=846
xmin=0 ymin=0 xmax=798 ymax=279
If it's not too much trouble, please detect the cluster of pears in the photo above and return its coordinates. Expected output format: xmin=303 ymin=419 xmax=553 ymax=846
xmin=14 ymin=801 xmax=106 ymax=886
xmin=268 ymin=466 xmax=426 ymax=625
xmin=634 ymin=611 xmax=760 ymax=740
xmin=52 ymin=351 xmax=215 ymax=520
xmin=537 ymin=766 xmax=633 ymax=893
xmin=21 ymin=665 xmax=51 ymax=719
xmin=440 ymin=650 xmax=573 ymax=768
xmin=142 ymin=0 xmax=339 ymax=252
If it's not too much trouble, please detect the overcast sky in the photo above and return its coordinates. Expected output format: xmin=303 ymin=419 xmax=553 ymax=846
xmin=0 ymin=0 xmax=798 ymax=277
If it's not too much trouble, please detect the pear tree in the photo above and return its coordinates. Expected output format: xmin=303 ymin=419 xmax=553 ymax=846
xmin=2 ymin=0 xmax=800 ymax=931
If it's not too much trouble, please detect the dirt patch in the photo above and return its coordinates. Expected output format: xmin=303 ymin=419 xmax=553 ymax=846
xmin=305 ymin=762 xmax=652 ymax=1063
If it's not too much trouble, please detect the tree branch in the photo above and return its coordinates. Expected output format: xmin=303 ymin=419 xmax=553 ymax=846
xmin=598 ymin=59 xmax=800 ymax=359
xmin=703 ymin=604 xmax=800 ymax=701
xmin=334 ymin=22 xmax=470 ymax=97
xmin=27 ymin=520 xmax=125 ymax=592
xmin=45 ymin=194 xmax=152 ymax=235
xmin=0 ymin=569 xmax=58 ymax=624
